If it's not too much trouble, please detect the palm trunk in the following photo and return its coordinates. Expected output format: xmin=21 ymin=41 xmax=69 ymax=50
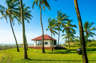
xmin=86 ymin=32 xmax=88 ymax=42
xmin=68 ymin=36 xmax=70 ymax=48
xmin=51 ymin=32 xmax=54 ymax=52
xmin=85 ymin=29 xmax=88 ymax=42
xmin=20 ymin=0 xmax=28 ymax=59
xmin=58 ymin=31 xmax=60 ymax=45
xmin=74 ymin=0 xmax=88 ymax=63
xmin=51 ymin=32 xmax=52 ymax=38
xmin=67 ymin=31 xmax=70 ymax=48
xmin=25 ymin=36 xmax=28 ymax=50
xmin=9 ymin=19 xmax=20 ymax=52
xmin=40 ymin=6 xmax=45 ymax=53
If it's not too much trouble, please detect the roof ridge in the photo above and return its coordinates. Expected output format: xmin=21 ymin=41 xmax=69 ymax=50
xmin=32 ymin=34 xmax=56 ymax=41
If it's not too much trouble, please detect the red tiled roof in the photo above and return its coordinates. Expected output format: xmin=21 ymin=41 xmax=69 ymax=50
xmin=32 ymin=35 xmax=56 ymax=41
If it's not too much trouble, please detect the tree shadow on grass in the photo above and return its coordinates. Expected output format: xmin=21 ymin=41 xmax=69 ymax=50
xmin=47 ymin=49 xmax=77 ymax=54
xmin=27 ymin=58 xmax=82 ymax=62
xmin=25 ymin=58 xmax=96 ymax=63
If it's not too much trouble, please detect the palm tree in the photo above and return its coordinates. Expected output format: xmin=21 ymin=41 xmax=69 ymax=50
xmin=32 ymin=0 xmax=50 ymax=53
xmin=0 ymin=0 xmax=20 ymax=52
xmin=62 ymin=21 xmax=76 ymax=48
xmin=47 ymin=18 xmax=57 ymax=52
xmin=55 ymin=11 xmax=69 ymax=45
xmin=19 ymin=0 xmax=32 ymax=59
xmin=74 ymin=0 xmax=88 ymax=63
xmin=17 ymin=4 xmax=32 ymax=51
xmin=84 ymin=21 xmax=96 ymax=42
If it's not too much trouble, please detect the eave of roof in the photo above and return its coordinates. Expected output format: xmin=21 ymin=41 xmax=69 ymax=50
xmin=32 ymin=35 xmax=56 ymax=41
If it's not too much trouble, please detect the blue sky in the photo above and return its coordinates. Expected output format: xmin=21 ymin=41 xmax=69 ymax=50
xmin=0 ymin=0 xmax=96 ymax=45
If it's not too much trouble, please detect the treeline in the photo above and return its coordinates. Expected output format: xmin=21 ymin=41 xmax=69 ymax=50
xmin=0 ymin=45 xmax=22 ymax=50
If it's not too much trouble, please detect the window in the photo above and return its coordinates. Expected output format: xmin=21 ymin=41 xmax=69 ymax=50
xmin=45 ymin=42 xmax=48 ymax=45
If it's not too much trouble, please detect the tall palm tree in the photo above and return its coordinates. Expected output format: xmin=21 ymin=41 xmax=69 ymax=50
xmin=32 ymin=0 xmax=50 ymax=53
xmin=62 ymin=21 xmax=76 ymax=48
xmin=55 ymin=11 xmax=69 ymax=45
xmin=84 ymin=21 xmax=96 ymax=42
xmin=47 ymin=18 xmax=57 ymax=52
xmin=74 ymin=0 xmax=88 ymax=63
xmin=19 ymin=0 xmax=32 ymax=59
xmin=0 ymin=0 xmax=20 ymax=52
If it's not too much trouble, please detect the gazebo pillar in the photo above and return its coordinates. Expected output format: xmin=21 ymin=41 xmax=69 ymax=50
xmin=36 ymin=40 xmax=37 ymax=47
xmin=34 ymin=40 xmax=37 ymax=47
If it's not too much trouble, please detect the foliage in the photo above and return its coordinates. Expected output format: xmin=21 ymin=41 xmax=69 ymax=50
xmin=0 ymin=0 xmax=19 ymax=23
xmin=55 ymin=11 xmax=69 ymax=32
xmin=84 ymin=21 xmax=96 ymax=41
xmin=62 ymin=20 xmax=77 ymax=42
xmin=32 ymin=0 xmax=50 ymax=9
xmin=47 ymin=18 xmax=58 ymax=36
xmin=47 ymin=11 xmax=69 ymax=45
xmin=16 ymin=4 xmax=32 ymax=23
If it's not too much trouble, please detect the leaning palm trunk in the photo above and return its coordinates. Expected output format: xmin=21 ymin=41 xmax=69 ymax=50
xmin=40 ymin=6 xmax=45 ymax=53
xmin=74 ymin=0 xmax=88 ymax=63
xmin=9 ymin=19 xmax=20 ymax=52
xmin=20 ymin=0 xmax=28 ymax=59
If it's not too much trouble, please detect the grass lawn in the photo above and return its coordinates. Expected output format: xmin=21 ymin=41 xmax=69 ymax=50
xmin=0 ymin=48 xmax=96 ymax=63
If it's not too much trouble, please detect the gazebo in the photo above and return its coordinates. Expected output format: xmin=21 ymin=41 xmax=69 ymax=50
xmin=32 ymin=35 xmax=57 ymax=49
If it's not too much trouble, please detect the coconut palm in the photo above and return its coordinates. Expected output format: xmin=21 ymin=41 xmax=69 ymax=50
xmin=19 ymin=0 xmax=32 ymax=59
xmin=32 ymin=0 xmax=50 ymax=53
xmin=0 ymin=0 xmax=20 ymax=52
xmin=84 ymin=21 xmax=96 ymax=42
xmin=55 ymin=11 xmax=69 ymax=45
xmin=62 ymin=21 xmax=76 ymax=48
xmin=74 ymin=0 xmax=88 ymax=63
xmin=47 ymin=18 xmax=57 ymax=52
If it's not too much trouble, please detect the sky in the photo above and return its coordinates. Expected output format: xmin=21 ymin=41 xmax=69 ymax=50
xmin=0 ymin=0 xmax=96 ymax=45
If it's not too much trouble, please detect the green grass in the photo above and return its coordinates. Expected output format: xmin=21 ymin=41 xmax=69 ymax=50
xmin=0 ymin=48 xmax=96 ymax=63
